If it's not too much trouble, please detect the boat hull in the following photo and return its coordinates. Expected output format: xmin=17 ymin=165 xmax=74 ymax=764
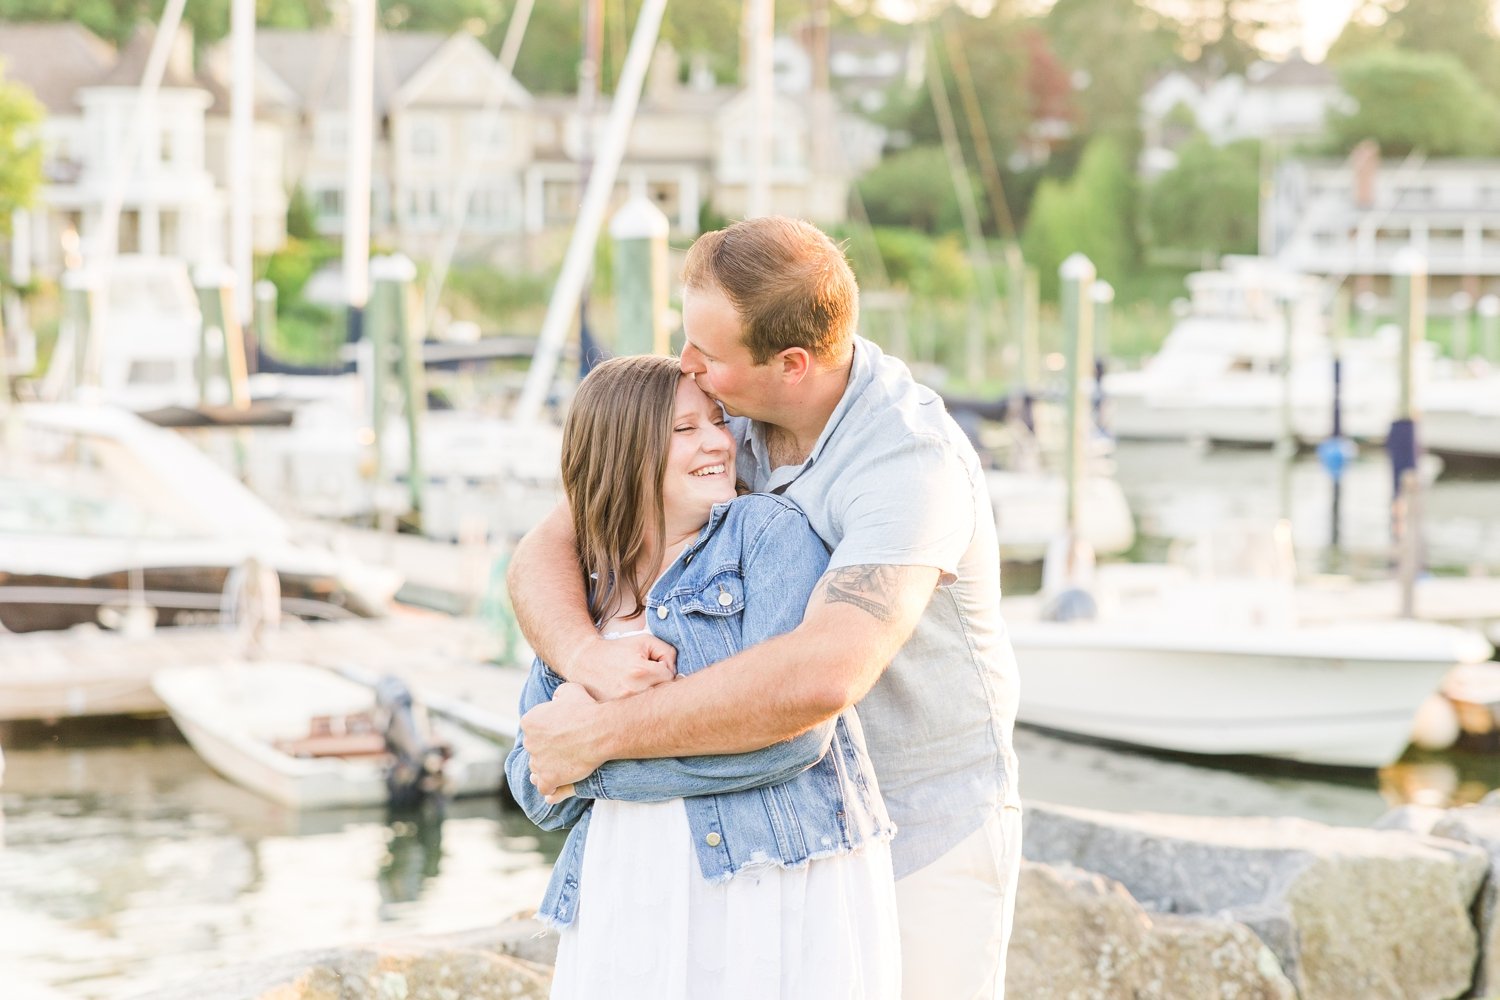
xmin=154 ymin=661 xmax=505 ymax=810
xmin=1008 ymin=620 xmax=1489 ymax=768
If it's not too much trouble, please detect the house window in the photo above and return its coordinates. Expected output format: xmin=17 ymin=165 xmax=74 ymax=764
xmin=410 ymin=122 xmax=439 ymax=157
xmin=317 ymin=119 xmax=346 ymax=154
xmin=468 ymin=115 xmax=508 ymax=157
xmin=316 ymin=188 xmax=344 ymax=219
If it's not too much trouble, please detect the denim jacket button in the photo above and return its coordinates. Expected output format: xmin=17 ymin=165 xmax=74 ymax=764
xmin=705 ymin=832 xmax=722 ymax=847
xmin=717 ymin=590 xmax=734 ymax=607
xmin=656 ymin=606 xmax=668 ymax=620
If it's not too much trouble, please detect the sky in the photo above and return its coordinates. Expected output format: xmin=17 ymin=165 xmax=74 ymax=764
xmin=1298 ymin=0 xmax=1357 ymax=61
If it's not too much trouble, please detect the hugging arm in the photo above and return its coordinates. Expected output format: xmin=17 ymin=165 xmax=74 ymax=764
xmin=508 ymin=503 xmax=677 ymax=700
xmin=572 ymin=505 xmax=837 ymax=802
xmin=521 ymin=442 xmax=969 ymax=794
xmin=504 ymin=659 xmax=592 ymax=830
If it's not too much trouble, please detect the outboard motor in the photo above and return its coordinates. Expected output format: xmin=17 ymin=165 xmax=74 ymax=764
xmin=1039 ymin=534 xmax=1099 ymax=623
xmin=376 ymin=676 xmax=452 ymax=811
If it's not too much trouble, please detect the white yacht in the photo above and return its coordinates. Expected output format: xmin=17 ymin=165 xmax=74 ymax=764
xmin=0 ymin=403 xmax=400 ymax=634
xmin=1104 ymin=259 xmax=1410 ymax=446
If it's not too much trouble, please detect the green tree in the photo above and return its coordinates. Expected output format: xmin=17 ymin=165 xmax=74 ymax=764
xmin=285 ymin=185 xmax=317 ymax=240
xmin=1044 ymin=0 xmax=1177 ymax=151
xmin=0 ymin=0 xmax=332 ymax=46
xmin=1329 ymin=47 xmax=1500 ymax=156
xmin=1329 ymin=0 xmax=1500 ymax=93
xmin=1019 ymin=175 xmax=1074 ymax=299
xmin=876 ymin=8 xmax=1029 ymax=193
xmin=0 ymin=68 xmax=43 ymax=243
xmin=1145 ymin=135 xmax=1259 ymax=258
xmin=856 ymin=145 xmax=976 ymax=233
xmin=1020 ymin=136 xmax=1134 ymax=298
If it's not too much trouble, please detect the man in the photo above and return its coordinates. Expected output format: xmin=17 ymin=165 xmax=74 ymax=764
xmin=510 ymin=216 xmax=1021 ymax=999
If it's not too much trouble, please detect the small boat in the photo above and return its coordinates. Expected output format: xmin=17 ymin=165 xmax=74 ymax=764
xmin=153 ymin=661 xmax=506 ymax=810
xmin=1 ymin=402 xmax=400 ymax=633
xmin=1006 ymin=535 xmax=1495 ymax=769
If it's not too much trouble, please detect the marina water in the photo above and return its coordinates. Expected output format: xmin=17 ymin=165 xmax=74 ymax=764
xmin=5 ymin=439 xmax=1499 ymax=999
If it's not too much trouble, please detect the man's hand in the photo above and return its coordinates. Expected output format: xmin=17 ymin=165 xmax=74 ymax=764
xmin=522 ymin=681 xmax=608 ymax=795
xmin=565 ymin=632 xmax=677 ymax=701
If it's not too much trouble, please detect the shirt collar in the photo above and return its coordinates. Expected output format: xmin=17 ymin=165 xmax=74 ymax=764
xmin=741 ymin=336 xmax=879 ymax=486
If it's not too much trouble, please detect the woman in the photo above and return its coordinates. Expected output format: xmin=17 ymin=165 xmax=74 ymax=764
xmin=505 ymin=354 xmax=900 ymax=999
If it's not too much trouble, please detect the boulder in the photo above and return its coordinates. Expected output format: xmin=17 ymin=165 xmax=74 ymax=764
xmin=1007 ymin=862 xmax=1296 ymax=999
xmin=1432 ymin=804 xmax=1500 ymax=998
xmin=1024 ymin=801 xmax=1488 ymax=1000
xmin=135 ymin=918 xmax=554 ymax=1000
xmin=1373 ymin=804 xmax=1448 ymax=835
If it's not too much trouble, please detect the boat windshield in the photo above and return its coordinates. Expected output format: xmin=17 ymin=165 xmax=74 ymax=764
xmin=0 ymin=426 xmax=210 ymax=540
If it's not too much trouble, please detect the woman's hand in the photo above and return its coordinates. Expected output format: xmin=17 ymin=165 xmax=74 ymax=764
xmin=524 ymin=681 xmax=607 ymax=796
xmin=566 ymin=633 xmax=677 ymax=701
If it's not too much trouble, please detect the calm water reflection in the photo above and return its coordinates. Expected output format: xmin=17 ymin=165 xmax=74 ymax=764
xmin=0 ymin=718 xmax=562 ymax=1000
xmin=5 ymin=441 xmax=1500 ymax=998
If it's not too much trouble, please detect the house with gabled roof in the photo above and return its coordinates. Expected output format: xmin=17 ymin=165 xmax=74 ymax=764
xmin=0 ymin=21 xmax=285 ymax=280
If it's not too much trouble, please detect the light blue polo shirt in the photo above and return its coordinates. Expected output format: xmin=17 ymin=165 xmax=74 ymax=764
xmin=733 ymin=336 xmax=1020 ymax=879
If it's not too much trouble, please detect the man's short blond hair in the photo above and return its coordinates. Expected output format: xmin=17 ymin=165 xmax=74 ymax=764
xmin=681 ymin=216 xmax=858 ymax=365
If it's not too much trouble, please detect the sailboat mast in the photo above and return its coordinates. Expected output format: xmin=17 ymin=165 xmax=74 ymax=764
xmin=745 ymin=0 xmax=773 ymax=218
xmin=229 ymin=0 xmax=255 ymax=325
xmin=513 ymin=0 xmax=668 ymax=423
xmin=343 ymin=0 xmax=375 ymax=344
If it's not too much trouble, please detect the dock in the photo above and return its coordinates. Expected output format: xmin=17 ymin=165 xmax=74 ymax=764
xmin=0 ymin=613 xmax=529 ymax=743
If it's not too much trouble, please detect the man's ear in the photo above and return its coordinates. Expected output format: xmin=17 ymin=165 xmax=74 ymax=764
xmin=778 ymin=347 xmax=812 ymax=385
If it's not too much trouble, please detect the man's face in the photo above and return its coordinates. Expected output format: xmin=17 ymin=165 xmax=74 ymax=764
xmin=679 ymin=284 xmax=779 ymax=419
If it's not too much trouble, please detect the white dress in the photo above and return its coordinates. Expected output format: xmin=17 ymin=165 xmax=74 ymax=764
xmin=549 ymin=632 xmax=901 ymax=1000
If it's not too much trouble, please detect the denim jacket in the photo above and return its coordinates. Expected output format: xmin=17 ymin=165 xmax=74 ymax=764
xmin=505 ymin=493 xmax=894 ymax=928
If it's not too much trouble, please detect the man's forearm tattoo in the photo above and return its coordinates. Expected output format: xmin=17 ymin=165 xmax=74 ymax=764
xmin=822 ymin=565 xmax=898 ymax=622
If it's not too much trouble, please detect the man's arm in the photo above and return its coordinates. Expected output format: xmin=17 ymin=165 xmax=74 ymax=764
xmin=508 ymin=502 xmax=676 ymax=700
xmin=522 ymin=562 xmax=939 ymax=792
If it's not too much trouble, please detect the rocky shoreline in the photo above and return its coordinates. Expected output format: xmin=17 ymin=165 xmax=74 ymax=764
xmin=138 ymin=797 xmax=1500 ymax=999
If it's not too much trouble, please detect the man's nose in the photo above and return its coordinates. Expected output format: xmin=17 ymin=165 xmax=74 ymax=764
xmin=680 ymin=344 xmax=706 ymax=374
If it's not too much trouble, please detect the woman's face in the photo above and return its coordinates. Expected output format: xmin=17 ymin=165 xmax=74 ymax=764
xmin=661 ymin=376 xmax=737 ymax=531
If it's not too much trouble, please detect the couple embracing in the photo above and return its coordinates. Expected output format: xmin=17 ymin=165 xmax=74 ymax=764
xmin=505 ymin=216 xmax=1022 ymax=999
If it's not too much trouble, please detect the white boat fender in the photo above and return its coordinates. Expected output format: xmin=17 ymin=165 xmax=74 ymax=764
xmin=1410 ymin=694 xmax=1462 ymax=752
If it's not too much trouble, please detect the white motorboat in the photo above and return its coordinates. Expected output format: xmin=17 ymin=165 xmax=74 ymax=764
xmin=1420 ymin=365 xmax=1500 ymax=461
xmin=153 ymin=660 xmax=505 ymax=810
xmin=42 ymin=255 xmax=211 ymax=412
xmin=0 ymin=402 xmax=400 ymax=633
xmin=1007 ymin=538 xmax=1495 ymax=769
xmin=203 ymin=372 xmax=565 ymax=542
xmin=1104 ymin=259 xmax=1411 ymax=446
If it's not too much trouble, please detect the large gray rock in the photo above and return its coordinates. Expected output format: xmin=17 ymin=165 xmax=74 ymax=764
xmin=1432 ymin=804 xmax=1500 ymax=998
xmin=1007 ymin=862 xmax=1296 ymax=999
xmin=1024 ymin=801 xmax=1489 ymax=1000
xmin=134 ymin=919 xmax=553 ymax=1000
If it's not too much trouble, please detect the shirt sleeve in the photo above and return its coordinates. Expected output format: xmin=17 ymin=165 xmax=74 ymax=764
xmin=826 ymin=433 xmax=976 ymax=585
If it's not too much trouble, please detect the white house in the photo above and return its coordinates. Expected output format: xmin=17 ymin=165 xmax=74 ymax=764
xmin=1267 ymin=154 xmax=1500 ymax=295
xmin=1140 ymin=54 xmax=1345 ymax=177
xmin=0 ymin=22 xmax=285 ymax=280
xmin=523 ymin=39 xmax=886 ymax=237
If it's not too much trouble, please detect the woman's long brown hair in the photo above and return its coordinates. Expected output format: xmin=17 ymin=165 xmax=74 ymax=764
xmin=560 ymin=354 xmax=682 ymax=625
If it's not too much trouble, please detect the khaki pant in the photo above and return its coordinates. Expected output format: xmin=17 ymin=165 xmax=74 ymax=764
xmin=894 ymin=805 xmax=1023 ymax=1000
